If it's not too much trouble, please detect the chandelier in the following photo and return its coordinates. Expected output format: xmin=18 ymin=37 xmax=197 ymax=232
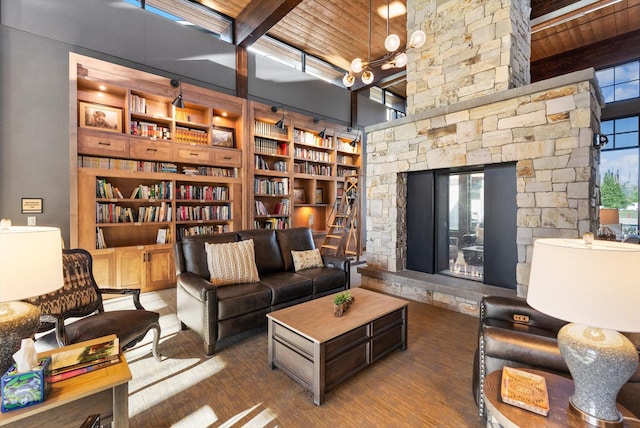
xmin=343 ymin=0 xmax=426 ymax=88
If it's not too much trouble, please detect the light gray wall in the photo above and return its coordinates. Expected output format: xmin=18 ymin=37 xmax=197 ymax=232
xmin=0 ymin=0 xmax=387 ymax=243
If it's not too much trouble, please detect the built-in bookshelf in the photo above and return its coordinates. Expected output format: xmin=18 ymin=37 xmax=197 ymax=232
xmin=251 ymin=117 xmax=292 ymax=229
xmin=74 ymin=55 xmax=243 ymax=292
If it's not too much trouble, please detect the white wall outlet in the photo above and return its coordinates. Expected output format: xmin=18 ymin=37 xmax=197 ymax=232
xmin=27 ymin=216 xmax=36 ymax=226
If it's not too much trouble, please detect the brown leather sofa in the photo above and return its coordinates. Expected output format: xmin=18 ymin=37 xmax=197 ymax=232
xmin=174 ymin=227 xmax=350 ymax=356
xmin=472 ymin=295 xmax=640 ymax=418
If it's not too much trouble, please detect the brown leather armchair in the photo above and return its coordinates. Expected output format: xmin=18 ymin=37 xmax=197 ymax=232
xmin=472 ymin=295 xmax=640 ymax=418
xmin=26 ymin=248 xmax=161 ymax=360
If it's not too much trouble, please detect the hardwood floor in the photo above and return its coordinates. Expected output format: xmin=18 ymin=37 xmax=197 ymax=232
xmin=114 ymin=274 xmax=485 ymax=427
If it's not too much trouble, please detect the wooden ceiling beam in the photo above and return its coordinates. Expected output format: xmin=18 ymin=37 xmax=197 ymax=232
xmin=223 ymin=0 xmax=304 ymax=48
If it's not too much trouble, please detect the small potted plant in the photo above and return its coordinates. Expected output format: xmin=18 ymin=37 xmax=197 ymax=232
xmin=333 ymin=291 xmax=354 ymax=317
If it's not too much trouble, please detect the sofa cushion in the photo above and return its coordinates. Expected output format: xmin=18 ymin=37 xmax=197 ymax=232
xmin=238 ymin=229 xmax=284 ymax=274
xmin=276 ymin=228 xmax=316 ymax=271
xmin=291 ymin=249 xmax=324 ymax=271
xmin=295 ymin=267 xmax=345 ymax=296
xmin=258 ymin=272 xmax=312 ymax=305
xmin=181 ymin=233 xmax=238 ymax=279
xmin=216 ymin=283 xmax=272 ymax=320
xmin=205 ymin=239 xmax=260 ymax=285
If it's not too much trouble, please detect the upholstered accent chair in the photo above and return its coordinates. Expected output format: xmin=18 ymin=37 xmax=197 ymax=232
xmin=26 ymin=248 xmax=161 ymax=360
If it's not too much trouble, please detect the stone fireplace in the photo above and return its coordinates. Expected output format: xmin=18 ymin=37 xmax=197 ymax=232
xmin=358 ymin=0 xmax=603 ymax=315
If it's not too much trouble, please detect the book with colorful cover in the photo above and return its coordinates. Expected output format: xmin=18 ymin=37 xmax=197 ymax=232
xmin=49 ymin=335 xmax=120 ymax=376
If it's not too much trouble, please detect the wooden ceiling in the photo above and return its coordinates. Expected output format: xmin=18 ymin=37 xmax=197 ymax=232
xmin=191 ymin=0 xmax=640 ymax=96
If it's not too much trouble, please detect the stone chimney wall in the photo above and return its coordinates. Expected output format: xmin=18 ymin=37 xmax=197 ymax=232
xmin=365 ymin=71 xmax=602 ymax=297
xmin=407 ymin=0 xmax=531 ymax=115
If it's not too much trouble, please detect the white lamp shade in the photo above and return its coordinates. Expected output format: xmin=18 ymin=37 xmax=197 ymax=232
xmin=409 ymin=30 xmax=426 ymax=48
xmin=342 ymin=73 xmax=355 ymax=87
xmin=384 ymin=34 xmax=401 ymax=52
xmin=394 ymin=52 xmax=408 ymax=68
xmin=350 ymin=58 xmax=364 ymax=73
xmin=527 ymin=238 xmax=640 ymax=332
xmin=0 ymin=226 xmax=64 ymax=302
xmin=361 ymin=69 xmax=374 ymax=85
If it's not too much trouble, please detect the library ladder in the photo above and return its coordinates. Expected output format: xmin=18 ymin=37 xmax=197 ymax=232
xmin=320 ymin=175 xmax=361 ymax=261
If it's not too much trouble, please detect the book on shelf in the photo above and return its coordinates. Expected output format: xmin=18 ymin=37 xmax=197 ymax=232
xmin=49 ymin=335 xmax=120 ymax=381
xmin=500 ymin=366 xmax=549 ymax=416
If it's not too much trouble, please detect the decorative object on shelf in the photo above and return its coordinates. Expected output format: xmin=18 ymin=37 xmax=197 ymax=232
xmin=527 ymin=234 xmax=640 ymax=427
xmin=0 ymin=219 xmax=64 ymax=376
xmin=171 ymin=78 xmax=185 ymax=108
xmin=315 ymin=188 xmax=323 ymax=204
xmin=500 ymin=366 xmax=550 ymax=416
xmin=271 ymin=105 xmax=286 ymax=129
xmin=333 ymin=291 xmax=354 ymax=317
xmin=79 ymin=101 xmax=122 ymax=133
xmin=597 ymin=207 xmax=619 ymax=240
xmin=211 ymin=125 xmax=235 ymax=148
xmin=293 ymin=188 xmax=305 ymax=203
xmin=343 ymin=0 xmax=426 ymax=88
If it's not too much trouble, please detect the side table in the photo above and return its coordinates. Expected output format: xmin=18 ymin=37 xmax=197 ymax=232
xmin=0 ymin=349 xmax=131 ymax=428
xmin=483 ymin=369 xmax=640 ymax=428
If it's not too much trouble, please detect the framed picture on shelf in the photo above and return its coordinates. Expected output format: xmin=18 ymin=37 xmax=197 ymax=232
xmin=79 ymin=102 xmax=122 ymax=133
xmin=315 ymin=188 xmax=324 ymax=204
xmin=211 ymin=126 xmax=235 ymax=148
xmin=293 ymin=188 xmax=306 ymax=204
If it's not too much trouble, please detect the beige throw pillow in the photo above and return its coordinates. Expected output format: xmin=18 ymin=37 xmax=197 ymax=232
xmin=291 ymin=249 xmax=324 ymax=272
xmin=205 ymin=239 xmax=260 ymax=285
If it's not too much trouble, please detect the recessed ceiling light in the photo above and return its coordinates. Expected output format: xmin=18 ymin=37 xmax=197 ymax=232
xmin=377 ymin=1 xmax=406 ymax=19
xmin=99 ymin=85 xmax=107 ymax=91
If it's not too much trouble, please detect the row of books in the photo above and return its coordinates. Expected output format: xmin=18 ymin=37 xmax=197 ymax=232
xmin=175 ymin=126 xmax=208 ymax=145
xmin=131 ymin=121 xmax=170 ymax=140
xmin=78 ymin=156 xmax=237 ymax=178
xmin=254 ymin=177 xmax=289 ymax=196
xmin=176 ymin=224 xmax=228 ymax=240
xmin=273 ymin=199 xmax=290 ymax=215
xmin=175 ymin=204 xmax=230 ymax=221
xmin=96 ymin=178 xmax=124 ymax=199
xmin=293 ymin=129 xmax=333 ymax=148
xmin=129 ymin=182 xmax=173 ymax=200
xmin=130 ymin=93 xmax=148 ymax=114
xmin=255 ymin=200 xmax=268 ymax=216
xmin=337 ymin=167 xmax=359 ymax=177
xmin=294 ymin=162 xmax=332 ymax=176
xmin=96 ymin=227 xmax=107 ymax=249
xmin=294 ymin=147 xmax=332 ymax=162
xmin=336 ymin=154 xmax=354 ymax=165
xmin=48 ymin=335 xmax=120 ymax=383
xmin=255 ymin=218 xmax=290 ymax=229
xmin=254 ymin=120 xmax=288 ymax=139
xmin=254 ymin=155 xmax=287 ymax=172
xmin=254 ymin=138 xmax=288 ymax=156
xmin=176 ymin=184 xmax=229 ymax=201
xmin=96 ymin=202 xmax=172 ymax=223
xmin=337 ymin=139 xmax=359 ymax=153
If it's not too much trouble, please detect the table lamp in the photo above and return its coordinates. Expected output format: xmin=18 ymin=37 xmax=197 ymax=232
xmin=0 ymin=220 xmax=64 ymax=375
xmin=598 ymin=208 xmax=620 ymax=240
xmin=527 ymin=234 xmax=640 ymax=427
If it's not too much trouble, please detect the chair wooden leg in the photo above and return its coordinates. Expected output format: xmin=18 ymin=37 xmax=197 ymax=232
xmin=150 ymin=322 xmax=162 ymax=361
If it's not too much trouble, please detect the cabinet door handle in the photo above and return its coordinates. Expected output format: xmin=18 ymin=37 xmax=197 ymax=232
xmin=189 ymin=152 xmax=199 ymax=157
xmin=223 ymin=156 xmax=231 ymax=160
xmin=98 ymin=141 xmax=111 ymax=146
xmin=146 ymin=148 xmax=157 ymax=152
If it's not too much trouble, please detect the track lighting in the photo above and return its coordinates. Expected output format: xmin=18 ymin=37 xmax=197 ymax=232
xmin=171 ymin=78 xmax=185 ymax=108
xmin=314 ymin=117 xmax=327 ymax=139
xmin=272 ymin=105 xmax=286 ymax=129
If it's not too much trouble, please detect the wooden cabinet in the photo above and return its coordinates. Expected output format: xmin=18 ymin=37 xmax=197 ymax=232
xmin=114 ymin=246 xmax=174 ymax=291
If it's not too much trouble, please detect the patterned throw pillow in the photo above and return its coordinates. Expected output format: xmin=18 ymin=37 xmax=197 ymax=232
xmin=291 ymin=249 xmax=324 ymax=272
xmin=205 ymin=239 xmax=260 ymax=286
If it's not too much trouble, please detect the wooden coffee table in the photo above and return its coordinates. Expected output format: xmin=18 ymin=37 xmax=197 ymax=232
xmin=267 ymin=288 xmax=409 ymax=405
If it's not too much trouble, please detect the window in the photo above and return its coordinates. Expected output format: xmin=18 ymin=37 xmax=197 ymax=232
xmin=249 ymin=37 xmax=303 ymax=71
xmin=600 ymin=117 xmax=639 ymax=238
xmin=596 ymin=61 xmax=640 ymax=103
xmin=445 ymin=172 xmax=485 ymax=281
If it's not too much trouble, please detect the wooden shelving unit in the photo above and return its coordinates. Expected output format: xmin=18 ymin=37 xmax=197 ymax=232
xmin=73 ymin=55 xmax=244 ymax=293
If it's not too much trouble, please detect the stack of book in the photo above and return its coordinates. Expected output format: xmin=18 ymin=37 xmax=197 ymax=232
xmin=48 ymin=335 xmax=120 ymax=383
